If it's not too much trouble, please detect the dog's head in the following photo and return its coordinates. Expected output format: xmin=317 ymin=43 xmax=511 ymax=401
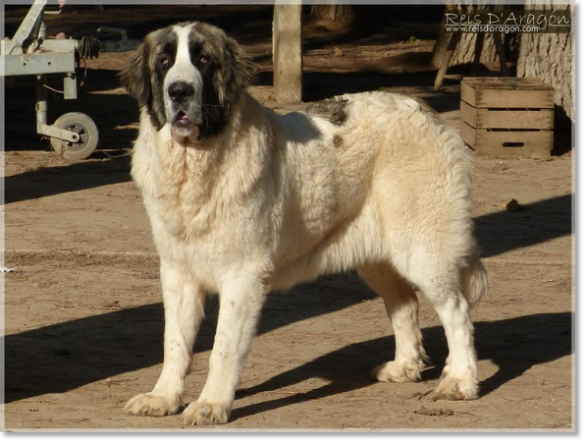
xmin=120 ymin=22 xmax=256 ymax=143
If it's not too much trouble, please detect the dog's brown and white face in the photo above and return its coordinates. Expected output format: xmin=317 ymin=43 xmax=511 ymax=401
xmin=120 ymin=22 xmax=256 ymax=143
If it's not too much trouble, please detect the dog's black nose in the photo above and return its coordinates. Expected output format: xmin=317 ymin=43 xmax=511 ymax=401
xmin=168 ymin=82 xmax=195 ymax=104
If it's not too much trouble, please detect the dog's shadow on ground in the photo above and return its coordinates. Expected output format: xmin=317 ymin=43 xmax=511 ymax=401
xmin=231 ymin=311 xmax=572 ymax=421
xmin=4 ymin=268 xmax=572 ymax=416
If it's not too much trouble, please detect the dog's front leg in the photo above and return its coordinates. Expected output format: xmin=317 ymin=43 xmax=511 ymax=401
xmin=183 ymin=275 xmax=266 ymax=426
xmin=125 ymin=260 xmax=205 ymax=417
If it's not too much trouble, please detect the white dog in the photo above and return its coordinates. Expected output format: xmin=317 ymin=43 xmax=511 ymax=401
xmin=120 ymin=21 xmax=488 ymax=426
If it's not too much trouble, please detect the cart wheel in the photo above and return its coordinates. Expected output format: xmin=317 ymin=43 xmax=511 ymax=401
xmin=50 ymin=112 xmax=99 ymax=161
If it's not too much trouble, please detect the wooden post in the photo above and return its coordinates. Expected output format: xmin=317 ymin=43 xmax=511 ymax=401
xmin=471 ymin=32 xmax=485 ymax=76
xmin=493 ymin=2 xmax=509 ymax=76
xmin=433 ymin=31 xmax=460 ymax=90
xmin=492 ymin=32 xmax=509 ymax=76
xmin=273 ymin=3 xmax=302 ymax=103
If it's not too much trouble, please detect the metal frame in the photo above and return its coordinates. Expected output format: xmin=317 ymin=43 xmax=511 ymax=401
xmin=1 ymin=0 xmax=93 ymax=147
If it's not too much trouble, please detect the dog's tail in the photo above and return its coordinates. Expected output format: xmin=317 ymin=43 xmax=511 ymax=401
xmin=461 ymin=246 xmax=488 ymax=309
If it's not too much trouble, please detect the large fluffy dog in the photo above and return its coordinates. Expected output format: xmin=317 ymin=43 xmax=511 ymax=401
xmin=120 ymin=21 xmax=488 ymax=426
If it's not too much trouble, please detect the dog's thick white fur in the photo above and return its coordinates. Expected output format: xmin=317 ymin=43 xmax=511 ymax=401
xmin=121 ymin=22 xmax=488 ymax=426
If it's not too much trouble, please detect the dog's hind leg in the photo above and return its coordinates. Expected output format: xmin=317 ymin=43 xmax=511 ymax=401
xmin=395 ymin=255 xmax=482 ymax=401
xmin=426 ymin=283 xmax=479 ymax=400
xmin=124 ymin=260 xmax=206 ymax=417
xmin=182 ymin=273 xmax=267 ymax=426
xmin=358 ymin=262 xmax=428 ymax=383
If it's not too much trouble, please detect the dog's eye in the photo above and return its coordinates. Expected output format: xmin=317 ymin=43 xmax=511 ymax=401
xmin=199 ymin=56 xmax=209 ymax=65
xmin=159 ymin=54 xmax=170 ymax=68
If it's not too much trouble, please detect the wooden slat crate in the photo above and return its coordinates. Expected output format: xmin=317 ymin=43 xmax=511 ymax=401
xmin=460 ymin=77 xmax=554 ymax=157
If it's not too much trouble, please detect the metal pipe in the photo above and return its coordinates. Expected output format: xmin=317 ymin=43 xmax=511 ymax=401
xmin=35 ymin=74 xmax=48 ymax=130
xmin=5 ymin=0 xmax=47 ymax=55
xmin=35 ymin=74 xmax=79 ymax=143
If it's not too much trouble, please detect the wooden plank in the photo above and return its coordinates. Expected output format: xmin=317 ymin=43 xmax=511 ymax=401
xmin=483 ymin=84 xmax=552 ymax=91
xmin=475 ymin=129 xmax=553 ymax=157
xmin=461 ymin=77 xmax=554 ymax=109
xmin=460 ymin=122 xmax=477 ymax=149
xmin=433 ymin=32 xmax=460 ymax=91
xmin=477 ymin=108 xmax=554 ymax=130
xmin=492 ymin=32 xmax=509 ymax=76
xmin=476 ymin=88 xmax=554 ymax=109
xmin=467 ymin=81 xmax=549 ymax=90
xmin=462 ymin=77 xmax=552 ymax=89
xmin=460 ymin=81 xmax=478 ymax=107
xmin=471 ymin=33 xmax=484 ymax=76
xmin=460 ymin=101 xmax=478 ymax=128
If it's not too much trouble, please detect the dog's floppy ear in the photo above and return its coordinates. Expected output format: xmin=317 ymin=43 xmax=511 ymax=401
xmin=119 ymin=42 xmax=151 ymax=107
xmin=216 ymin=36 xmax=257 ymax=106
xmin=227 ymin=37 xmax=257 ymax=91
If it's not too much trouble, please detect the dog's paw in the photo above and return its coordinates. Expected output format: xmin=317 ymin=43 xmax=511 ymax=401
xmin=124 ymin=392 xmax=181 ymax=417
xmin=433 ymin=377 xmax=479 ymax=401
xmin=372 ymin=360 xmax=424 ymax=383
xmin=182 ymin=402 xmax=230 ymax=426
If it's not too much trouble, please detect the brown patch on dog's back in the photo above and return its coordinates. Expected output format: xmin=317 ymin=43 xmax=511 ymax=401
xmin=305 ymin=98 xmax=348 ymax=126
xmin=333 ymin=134 xmax=344 ymax=148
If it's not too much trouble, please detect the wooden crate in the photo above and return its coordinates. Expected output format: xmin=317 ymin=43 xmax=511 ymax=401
xmin=460 ymin=77 xmax=554 ymax=157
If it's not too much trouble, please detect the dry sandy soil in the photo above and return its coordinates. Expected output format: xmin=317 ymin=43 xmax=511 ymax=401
xmin=2 ymin=4 xmax=575 ymax=432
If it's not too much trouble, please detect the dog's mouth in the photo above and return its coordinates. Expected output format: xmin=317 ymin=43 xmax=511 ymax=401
xmin=171 ymin=111 xmax=200 ymax=143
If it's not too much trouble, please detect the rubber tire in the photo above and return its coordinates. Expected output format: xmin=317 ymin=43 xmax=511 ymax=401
xmin=50 ymin=112 xmax=99 ymax=161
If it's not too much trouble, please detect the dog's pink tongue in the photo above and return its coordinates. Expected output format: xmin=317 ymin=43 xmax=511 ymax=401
xmin=172 ymin=115 xmax=199 ymax=142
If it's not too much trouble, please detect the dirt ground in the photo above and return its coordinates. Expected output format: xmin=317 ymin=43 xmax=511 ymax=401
xmin=2 ymin=4 xmax=575 ymax=432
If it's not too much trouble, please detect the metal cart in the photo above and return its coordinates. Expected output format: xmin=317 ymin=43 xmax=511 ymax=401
xmin=1 ymin=0 xmax=99 ymax=160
